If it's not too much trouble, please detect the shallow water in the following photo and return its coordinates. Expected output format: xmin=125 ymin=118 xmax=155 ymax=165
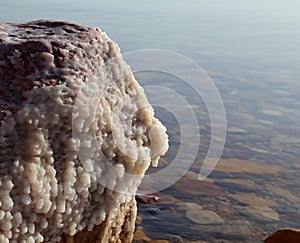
xmin=2 ymin=1 xmax=300 ymax=242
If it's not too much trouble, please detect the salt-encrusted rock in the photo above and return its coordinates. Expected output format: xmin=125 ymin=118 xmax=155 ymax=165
xmin=0 ymin=20 xmax=168 ymax=242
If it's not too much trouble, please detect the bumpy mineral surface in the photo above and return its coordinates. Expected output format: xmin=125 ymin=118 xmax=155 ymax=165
xmin=0 ymin=20 xmax=168 ymax=242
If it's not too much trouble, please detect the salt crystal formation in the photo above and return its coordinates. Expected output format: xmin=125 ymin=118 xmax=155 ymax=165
xmin=0 ymin=20 xmax=168 ymax=242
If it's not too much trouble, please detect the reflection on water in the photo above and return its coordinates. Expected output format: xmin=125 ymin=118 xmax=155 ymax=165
xmin=134 ymin=61 xmax=299 ymax=242
xmin=2 ymin=0 xmax=300 ymax=242
xmin=134 ymin=70 xmax=300 ymax=242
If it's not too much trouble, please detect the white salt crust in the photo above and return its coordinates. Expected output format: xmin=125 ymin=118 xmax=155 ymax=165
xmin=0 ymin=28 xmax=168 ymax=242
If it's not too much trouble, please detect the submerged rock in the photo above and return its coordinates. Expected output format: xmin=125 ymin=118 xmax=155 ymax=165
xmin=238 ymin=206 xmax=279 ymax=222
xmin=186 ymin=209 xmax=225 ymax=225
xmin=228 ymin=193 xmax=278 ymax=207
xmin=0 ymin=20 xmax=168 ymax=242
xmin=178 ymin=202 xmax=224 ymax=225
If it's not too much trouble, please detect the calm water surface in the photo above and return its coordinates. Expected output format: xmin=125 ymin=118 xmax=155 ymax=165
xmin=2 ymin=1 xmax=300 ymax=242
